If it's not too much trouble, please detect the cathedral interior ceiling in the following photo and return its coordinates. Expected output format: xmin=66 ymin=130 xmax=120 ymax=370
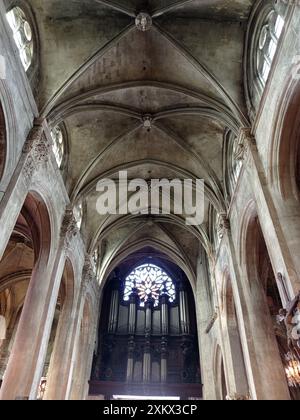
xmin=24 ymin=0 xmax=255 ymax=284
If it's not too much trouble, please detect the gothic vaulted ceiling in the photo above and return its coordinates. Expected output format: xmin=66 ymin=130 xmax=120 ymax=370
xmin=28 ymin=0 xmax=254 ymax=286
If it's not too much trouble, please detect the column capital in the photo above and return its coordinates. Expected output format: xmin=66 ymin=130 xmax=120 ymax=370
xmin=233 ymin=127 xmax=256 ymax=162
xmin=217 ymin=213 xmax=230 ymax=239
xmin=22 ymin=122 xmax=44 ymax=153
xmin=60 ymin=205 xmax=78 ymax=250
xmin=23 ymin=121 xmax=51 ymax=161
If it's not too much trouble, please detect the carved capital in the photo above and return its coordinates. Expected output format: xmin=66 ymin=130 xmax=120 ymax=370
xmin=217 ymin=213 xmax=230 ymax=239
xmin=23 ymin=122 xmax=51 ymax=168
xmin=23 ymin=123 xmax=44 ymax=154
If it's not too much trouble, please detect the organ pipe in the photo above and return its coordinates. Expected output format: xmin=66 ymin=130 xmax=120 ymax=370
xmin=179 ymin=283 xmax=190 ymax=334
xmin=108 ymin=282 xmax=119 ymax=333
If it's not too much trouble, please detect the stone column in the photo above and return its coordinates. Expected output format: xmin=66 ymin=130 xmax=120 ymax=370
xmin=81 ymin=301 xmax=99 ymax=400
xmin=67 ymin=263 xmax=91 ymax=400
xmin=179 ymin=282 xmax=190 ymax=334
xmin=0 ymin=125 xmax=67 ymax=401
xmin=43 ymin=209 xmax=80 ymax=400
xmin=214 ymin=226 xmax=250 ymax=399
xmin=235 ymin=128 xmax=300 ymax=299
xmin=195 ymin=246 xmax=217 ymax=400
xmin=222 ymin=221 xmax=290 ymax=400
xmin=0 ymin=242 xmax=64 ymax=400
xmin=68 ymin=266 xmax=99 ymax=400
xmin=0 ymin=121 xmax=49 ymax=260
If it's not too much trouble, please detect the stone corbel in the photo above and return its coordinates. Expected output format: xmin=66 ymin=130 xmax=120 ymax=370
xmin=233 ymin=127 xmax=256 ymax=162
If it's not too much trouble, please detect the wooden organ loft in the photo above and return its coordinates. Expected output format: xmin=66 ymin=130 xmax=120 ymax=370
xmin=89 ymin=262 xmax=202 ymax=399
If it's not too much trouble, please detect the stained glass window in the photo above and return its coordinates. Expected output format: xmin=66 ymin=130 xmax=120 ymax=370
xmin=6 ymin=7 xmax=34 ymax=71
xmin=123 ymin=263 xmax=176 ymax=307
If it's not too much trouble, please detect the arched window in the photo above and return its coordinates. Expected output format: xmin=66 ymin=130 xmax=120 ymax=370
xmin=6 ymin=7 xmax=34 ymax=71
xmin=123 ymin=263 xmax=176 ymax=307
xmin=257 ymin=10 xmax=284 ymax=86
xmin=245 ymin=2 xmax=287 ymax=117
xmin=73 ymin=202 xmax=83 ymax=230
xmin=51 ymin=126 xmax=64 ymax=169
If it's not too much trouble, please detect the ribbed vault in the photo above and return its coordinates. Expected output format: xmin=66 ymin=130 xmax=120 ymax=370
xmin=27 ymin=0 xmax=254 ymax=281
